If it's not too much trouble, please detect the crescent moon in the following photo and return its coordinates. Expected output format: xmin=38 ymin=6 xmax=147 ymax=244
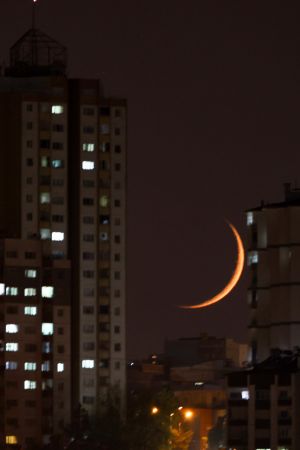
xmin=180 ymin=222 xmax=244 ymax=309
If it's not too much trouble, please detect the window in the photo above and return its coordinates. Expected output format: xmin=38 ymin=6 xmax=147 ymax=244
xmin=26 ymin=213 xmax=33 ymax=221
xmin=114 ymin=253 xmax=120 ymax=262
xmin=5 ymin=436 xmax=18 ymax=445
xmin=52 ymin=159 xmax=64 ymax=168
xmin=82 ymin=396 xmax=94 ymax=405
xmin=115 ymin=163 xmax=121 ymax=171
xmin=26 ymin=158 xmax=34 ymax=167
xmin=99 ymin=322 xmax=110 ymax=332
xmin=42 ymin=286 xmax=54 ymax=298
xmin=114 ymin=343 xmax=121 ymax=351
xmin=25 ymin=251 xmax=36 ymax=259
xmin=83 ymin=107 xmax=95 ymax=116
xmin=114 ymin=127 xmax=121 ymax=136
xmin=25 ymin=269 xmax=37 ymax=279
xmin=83 ymin=126 xmax=95 ymax=134
xmin=83 ymin=306 xmax=94 ymax=314
xmin=83 ymin=216 xmax=94 ymax=224
xmin=83 ymin=342 xmax=95 ymax=351
xmin=25 ymin=344 xmax=37 ymax=352
xmin=26 ymin=103 xmax=33 ymax=112
xmin=83 ymin=324 xmax=94 ymax=333
xmin=247 ymin=211 xmax=254 ymax=225
xmin=99 ymin=359 xmax=109 ymax=368
xmin=82 ymin=359 xmax=94 ymax=369
xmin=24 ymin=362 xmax=37 ymax=371
xmin=101 ymin=160 xmax=109 ymax=170
xmin=99 ymin=305 xmax=109 ymax=314
xmin=6 ymin=343 xmax=18 ymax=352
xmin=6 ymin=324 xmax=18 ymax=334
xmin=42 ymin=323 xmax=54 ymax=335
xmin=100 ymin=142 xmax=110 ymax=152
xmin=114 ymin=326 xmax=120 ymax=334
xmin=115 ymin=361 xmax=121 ymax=370
xmin=115 ymin=145 xmax=121 ymax=153
xmin=114 ymin=307 xmax=121 ymax=316
xmin=40 ymin=192 xmax=50 ymax=204
xmin=100 ymin=106 xmax=110 ymax=116
xmin=52 ymin=196 xmax=64 ymax=205
xmin=24 ymin=380 xmax=37 ymax=390
xmin=52 ymin=178 xmax=64 ymax=186
xmin=83 ymin=270 xmax=94 ymax=278
xmin=26 ymin=122 xmax=33 ymax=130
xmin=24 ymin=288 xmax=36 ymax=297
xmin=52 ymin=142 xmax=64 ymax=150
xmin=100 ymin=232 xmax=108 ymax=241
xmin=24 ymin=306 xmax=37 ymax=316
xmin=6 ymin=287 xmax=18 ymax=296
xmin=6 ymin=361 xmax=18 ymax=370
xmin=52 ymin=124 xmax=64 ymax=132
xmin=248 ymin=251 xmax=259 ymax=266
xmin=51 ymin=231 xmax=64 ymax=242
xmin=100 ymin=124 xmax=110 ymax=134
xmin=115 ymin=235 xmax=121 ymax=244
xmin=41 ymin=156 xmax=50 ymax=168
xmin=52 ymin=214 xmax=64 ymax=223
xmin=40 ymin=228 xmax=51 ymax=240
xmin=83 ymin=180 xmax=95 ymax=188
xmin=83 ymin=288 xmax=94 ymax=297
xmin=26 ymin=194 xmax=33 ymax=203
xmin=82 ymin=161 xmax=95 ymax=170
xmin=57 ymin=363 xmax=64 ymax=372
xmin=41 ymin=361 xmax=51 ymax=372
xmin=42 ymin=342 xmax=51 ymax=353
xmin=83 ymin=252 xmax=94 ymax=260
xmin=100 ymin=215 xmax=110 ymax=225
xmin=0 ymin=283 xmax=4 ymax=295
xmin=114 ymin=199 xmax=121 ymax=207
xmin=51 ymin=105 xmax=64 ymax=114
xmin=100 ymin=195 xmax=109 ymax=208
xmin=83 ymin=234 xmax=94 ymax=242
xmin=83 ymin=198 xmax=94 ymax=206
xmin=26 ymin=177 xmax=33 ymax=184
xmin=57 ymin=345 xmax=64 ymax=354
xmin=40 ymin=139 xmax=50 ymax=149
xmin=83 ymin=143 xmax=95 ymax=152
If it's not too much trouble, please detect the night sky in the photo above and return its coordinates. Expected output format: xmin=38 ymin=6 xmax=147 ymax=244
xmin=1 ymin=1 xmax=300 ymax=358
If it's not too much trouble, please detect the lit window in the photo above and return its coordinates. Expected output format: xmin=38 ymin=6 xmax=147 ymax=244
xmin=42 ymin=323 xmax=54 ymax=335
xmin=5 ymin=436 xmax=18 ymax=445
xmin=52 ymin=159 xmax=64 ymax=168
xmin=0 ymin=283 xmax=5 ymax=295
xmin=40 ymin=192 xmax=50 ymax=204
xmin=82 ymin=359 xmax=95 ymax=369
xmin=82 ymin=161 xmax=95 ymax=170
xmin=5 ymin=361 xmax=18 ymax=370
xmin=5 ymin=287 xmax=18 ymax=296
xmin=83 ymin=143 xmax=95 ymax=152
xmin=41 ymin=361 xmax=51 ymax=371
xmin=6 ymin=343 xmax=18 ymax=352
xmin=25 ymin=269 xmax=37 ymax=278
xmin=42 ymin=342 xmax=51 ymax=354
xmin=24 ymin=306 xmax=37 ymax=316
xmin=5 ymin=324 xmax=18 ymax=334
xmin=24 ymin=288 xmax=36 ymax=297
xmin=51 ymin=232 xmax=64 ymax=241
xmin=41 ymin=156 xmax=50 ymax=168
xmin=247 ymin=212 xmax=254 ymax=226
xmin=242 ymin=390 xmax=250 ymax=400
xmin=24 ymin=362 xmax=37 ymax=371
xmin=51 ymin=105 xmax=64 ymax=114
xmin=40 ymin=228 xmax=51 ymax=240
xmin=100 ymin=195 xmax=109 ymax=208
xmin=100 ymin=232 xmax=108 ymax=241
xmin=57 ymin=363 xmax=64 ymax=372
xmin=42 ymin=286 xmax=54 ymax=298
xmin=24 ymin=380 xmax=36 ymax=390
xmin=248 ymin=251 xmax=259 ymax=266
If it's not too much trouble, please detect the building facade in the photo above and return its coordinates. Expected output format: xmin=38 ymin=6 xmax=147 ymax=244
xmin=0 ymin=27 xmax=126 ymax=447
xmin=246 ymin=184 xmax=300 ymax=364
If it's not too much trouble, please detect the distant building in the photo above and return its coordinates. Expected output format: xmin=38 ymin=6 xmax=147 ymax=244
xmin=0 ymin=25 xmax=127 ymax=448
xmin=227 ymin=350 xmax=300 ymax=450
xmin=246 ymin=183 xmax=300 ymax=363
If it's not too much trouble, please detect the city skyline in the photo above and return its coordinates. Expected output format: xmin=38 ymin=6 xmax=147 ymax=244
xmin=2 ymin=1 xmax=300 ymax=360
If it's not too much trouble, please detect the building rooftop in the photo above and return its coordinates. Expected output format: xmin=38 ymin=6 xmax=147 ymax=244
xmin=247 ymin=183 xmax=300 ymax=212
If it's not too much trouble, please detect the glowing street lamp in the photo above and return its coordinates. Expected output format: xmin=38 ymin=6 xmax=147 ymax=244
xmin=183 ymin=409 xmax=194 ymax=420
xmin=151 ymin=406 xmax=159 ymax=415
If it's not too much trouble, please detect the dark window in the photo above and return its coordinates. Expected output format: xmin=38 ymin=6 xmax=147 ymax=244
xmin=25 ymin=252 xmax=36 ymax=259
xmin=115 ymin=163 xmax=121 ymax=171
xmin=26 ymin=158 xmax=34 ymax=167
xmin=114 ymin=128 xmax=121 ymax=136
xmin=83 ymin=270 xmax=94 ymax=278
xmin=114 ymin=235 xmax=121 ymax=244
xmin=115 ymin=145 xmax=121 ymax=153
xmin=83 ymin=342 xmax=95 ymax=351
xmin=83 ymin=216 xmax=94 ymax=224
xmin=99 ymin=322 xmax=110 ymax=332
xmin=99 ymin=359 xmax=109 ymax=368
xmin=25 ymin=344 xmax=37 ymax=352
xmin=57 ymin=345 xmax=64 ymax=354
xmin=83 ymin=126 xmax=95 ymax=134
xmin=100 ymin=107 xmax=110 ymax=116
xmin=114 ymin=199 xmax=121 ymax=207
xmin=82 ymin=180 xmax=95 ymax=188
xmin=52 ymin=142 xmax=64 ymax=150
xmin=83 ymin=306 xmax=94 ymax=314
xmin=52 ymin=124 xmax=64 ymax=132
xmin=40 ymin=139 xmax=50 ymax=149
xmin=99 ymin=305 xmax=109 ymax=315
xmin=83 ymin=198 xmax=94 ymax=206
xmin=100 ymin=215 xmax=110 ymax=225
xmin=114 ymin=343 xmax=121 ymax=352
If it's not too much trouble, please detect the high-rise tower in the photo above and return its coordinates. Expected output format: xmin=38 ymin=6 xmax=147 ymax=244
xmin=246 ymin=183 xmax=300 ymax=363
xmin=0 ymin=25 xmax=126 ymax=448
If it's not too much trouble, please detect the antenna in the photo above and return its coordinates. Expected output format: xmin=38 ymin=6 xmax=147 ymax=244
xmin=32 ymin=0 xmax=38 ymax=29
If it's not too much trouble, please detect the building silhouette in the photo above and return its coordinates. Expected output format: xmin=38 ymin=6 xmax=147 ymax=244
xmin=0 ymin=25 xmax=126 ymax=448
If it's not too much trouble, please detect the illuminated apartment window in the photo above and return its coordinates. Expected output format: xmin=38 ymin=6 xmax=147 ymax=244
xmin=82 ymin=161 xmax=95 ymax=170
xmin=42 ymin=286 xmax=54 ymax=298
xmin=100 ymin=232 xmax=108 ymax=241
xmin=42 ymin=323 xmax=54 ymax=335
xmin=0 ymin=283 xmax=5 ymax=295
xmin=42 ymin=342 xmax=51 ymax=354
xmin=247 ymin=212 xmax=254 ymax=226
xmin=40 ymin=228 xmax=51 ymax=240
xmin=248 ymin=251 xmax=259 ymax=266
xmin=25 ymin=269 xmax=37 ymax=278
xmin=6 ymin=343 xmax=18 ymax=352
xmin=52 ymin=159 xmax=64 ymax=168
xmin=6 ymin=324 xmax=18 ymax=334
xmin=41 ymin=156 xmax=50 ymax=168
xmin=82 ymin=359 xmax=94 ymax=369
xmin=5 ymin=436 xmax=18 ymax=445
xmin=57 ymin=363 xmax=64 ymax=372
xmin=51 ymin=232 xmax=64 ymax=241
xmin=41 ymin=361 xmax=51 ymax=372
xmin=100 ymin=195 xmax=109 ymax=208
xmin=24 ymin=306 xmax=37 ymax=316
xmin=24 ymin=288 xmax=36 ymax=297
xmin=24 ymin=380 xmax=36 ymax=390
xmin=51 ymin=105 xmax=64 ymax=114
xmin=83 ymin=143 xmax=95 ymax=152
xmin=24 ymin=362 xmax=37 ymax=371
xmin=5 ymin=287 xmax=18 ymax=296
xmin=5 ymin=361 xmax=18 ymax=370
xmin=40 ymin=192 xmax=50 ymax=204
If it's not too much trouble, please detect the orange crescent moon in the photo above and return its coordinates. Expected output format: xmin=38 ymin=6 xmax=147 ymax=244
xmin=180 ymin=222 xmax=244 ymax=309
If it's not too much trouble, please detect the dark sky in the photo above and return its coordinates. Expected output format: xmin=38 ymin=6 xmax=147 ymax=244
xmin=1 ymin=1 xmax=300 ymax=358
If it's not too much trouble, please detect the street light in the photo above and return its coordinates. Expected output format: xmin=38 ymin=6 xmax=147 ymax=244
xmin=151 ymin=406 xmax=159 ymax=415
xmin=183 ymin=409 xmax=194 ymax=420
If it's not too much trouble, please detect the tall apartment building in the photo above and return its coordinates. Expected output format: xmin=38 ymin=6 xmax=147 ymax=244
xmin=0 ymin=27 xmax=126 ymax=448
xmin=246 ymin=183 xmax=300 ymax=364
